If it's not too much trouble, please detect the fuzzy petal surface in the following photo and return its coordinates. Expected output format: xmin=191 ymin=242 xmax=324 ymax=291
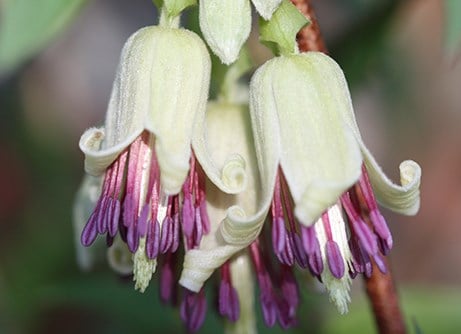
xmin=80 ymin=26 xmax=211 ymax=195
xmin=250 ymin=52 xmax=363 ymax=227
xmin=252 ymin=0 xmax=283 ymax=20
xmin=199 ymin=0 xmax=251 ymax=64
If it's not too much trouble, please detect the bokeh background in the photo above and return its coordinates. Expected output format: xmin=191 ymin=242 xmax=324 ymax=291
xmin=1 ymin=0 xmax=460 ymax=333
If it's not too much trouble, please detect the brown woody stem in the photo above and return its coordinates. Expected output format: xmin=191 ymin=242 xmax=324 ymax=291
xmin=290 ymin=1 xmax=406 ymax=333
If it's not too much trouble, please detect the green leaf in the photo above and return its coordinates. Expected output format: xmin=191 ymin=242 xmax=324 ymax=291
xmin=0 ymin=0 xmax=86 ymax=76
xmin=259 ymin=0 xmax=309 ymax=56
xmin=444 ymin=0 xmax=461 ymax=53
xmin=164 ymin=0 xmax=196 ymax=18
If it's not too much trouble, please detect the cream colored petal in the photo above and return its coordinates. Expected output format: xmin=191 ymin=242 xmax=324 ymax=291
xmin=252 ymin=0 xmax=282 ymax=20
xmin=181 ymin=102 xmax=273 ymax=292
xmin=199 ymin=0 xmax=251 ymax=64
xmin=81 ymin=27 xmax=210 ymax=192
xmin=250 ymin=54 xmax=362 ymax=227
xmin=144 ymin=27 xmax=211 ymax=194
xmin=308 ymin=53 xmax=422 ymax=216
xmin=79 ymin=127 xmax=141 ymax=176
xmin=193 ymin=104 xmax=247 ymax=195
xmin=362 ymin=151 xmax=421 ymax=215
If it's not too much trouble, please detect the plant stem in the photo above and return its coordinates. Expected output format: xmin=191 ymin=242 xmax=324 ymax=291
xmin=290 ymin=1 xmax=406 ymax=333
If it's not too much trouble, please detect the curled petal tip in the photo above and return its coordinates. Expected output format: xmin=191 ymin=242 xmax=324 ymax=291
xmin=221 ymin=154 xmax=247 ymax=194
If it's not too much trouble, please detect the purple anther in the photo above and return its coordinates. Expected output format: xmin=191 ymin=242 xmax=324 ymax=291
xmin=181 ymin=195 xmax=194 ymax=238
xmin=272 ymin=217 xmax=287 ymax=254
xmin=258 ymin=273 xmax=277 ymax=327
xmin=146 ymin=219 xmax=160 ymax=259
xmin=218 ymin=280 xmax=240 ymax=322
xmin=81 ymin=216 xmax=97 ymax=246
xmin=277 ymin=233 xmax=295 ymax=266
xmin=126 ymin=225 xmax=139 ymax=253
xmin=180 ymin=289 xmax=207 ymax=333
xmin=97 ymin=197 xmax=109 ymax=234
xmin=326 ymin=240 xmax=345 ymax=279
xmin=137 ymin=203 xmax=150 ymax=237
xmin=108 ymin=199 xmax=121 ymax=237
xmin=160 ymin=216 xmax=173 ymax=253
xmin=277 ymin=298 xmax=297 ymax=329
xmin=301 ymin=225 xmax=324 ymax=276
xmin=373 ymin=253 xmax=387 ymax=274
xmin=160 ymin=255 xmax=176 ymax=304
xmin=301 ymin=225 xmax=317 ymax=254
xmin=280 ymin=266 xmax=299 ymax=318
xmin=292 ymin=232 xmax=308 ymax=268
xmin=171 ymin=213 xmax=180 ymax=253
xmin=369 ymin=209 xmax=393 ymax=254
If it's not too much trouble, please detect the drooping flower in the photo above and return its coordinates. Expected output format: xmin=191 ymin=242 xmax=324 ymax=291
xmin=78 ymin=24 xmax=216 ymax=293
xmin=180 ymin=50 xmax=421 ymax=318
xmin=199 ymin=0 xmax=283 ymax=64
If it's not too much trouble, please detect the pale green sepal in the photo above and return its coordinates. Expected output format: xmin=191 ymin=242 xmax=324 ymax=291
xmin=225 ymin=253 xmax=257 ymax=334
xmin=72 ymin=174 xmax=104 ymax=270
xmin=199 ymin=0 xmax=251 ymax=65
xmin=259 ymin=0 xmax=309 ymax=55
xmin=80 ymin=26 xmax=211 ymax=195
xmin=163 ymin=0 xmax=197 ymax=17
xmin=252 ymin=0 xmax=283 ymax=20
xmin=249 ymin=53 xmax=362 ymax=227
xmin=181 ymin=102 xmax=271 ymax=292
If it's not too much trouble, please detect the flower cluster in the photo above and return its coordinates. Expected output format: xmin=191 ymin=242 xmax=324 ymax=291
xmin=74 ymin=1 xmax=421 ymax=332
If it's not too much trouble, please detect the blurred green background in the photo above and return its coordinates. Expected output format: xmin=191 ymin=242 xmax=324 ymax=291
xmin=1 ymin=0 xmax=461 ymax=333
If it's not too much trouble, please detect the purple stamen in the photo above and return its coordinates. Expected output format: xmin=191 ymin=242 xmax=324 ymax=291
xmin=81 ymin=216 xmax=97 ymax=246
xmin=272 ymin=217 xmax=286 ymax=254
xmin=326 ymin=240 xmax=345 ymax=279
xmin=218 ymin=262 xmax=240 ymax=322
xmin=301 ymin=225 xmax=324 ymax=276
xmin=341 ymin=192 xmax=378 ymax=256
xmin=180 ymin=288 xmax=207 ymax=333
xmin=146 ymin=219 xmax=160 ymax=259
xmin=292 ymin=232 xmax=308 ymax=268
xmin=160 ymin=216 xmax=173 ymax=253
xmin=280 ymin=266 xmax=299 ymax=319
xmin=160 ymin=252 xmax=177 ymax=305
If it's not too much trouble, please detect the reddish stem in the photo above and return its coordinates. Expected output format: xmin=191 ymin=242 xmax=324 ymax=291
xmin=290 ymin=1 xmax=406 ymax=333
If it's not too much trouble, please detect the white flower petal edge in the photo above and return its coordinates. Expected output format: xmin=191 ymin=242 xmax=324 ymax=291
xmin=252 ymin=0 xmax=283 ymax=20
xmin=251 ymin=53 xmax=363 ymax=227
xmin=181 ymin=102 xmax=272 ymax=292
xmin=308 ymin=53 xmax=422 ymax=216
xmin=79 ymin=26 xmax=211 ymax=195
xmin=199 ymin=0 xmax=251 ymax=65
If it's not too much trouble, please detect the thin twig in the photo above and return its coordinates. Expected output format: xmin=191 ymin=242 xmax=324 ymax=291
xmin=290 ymin=1 xmax=406 ymax=333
